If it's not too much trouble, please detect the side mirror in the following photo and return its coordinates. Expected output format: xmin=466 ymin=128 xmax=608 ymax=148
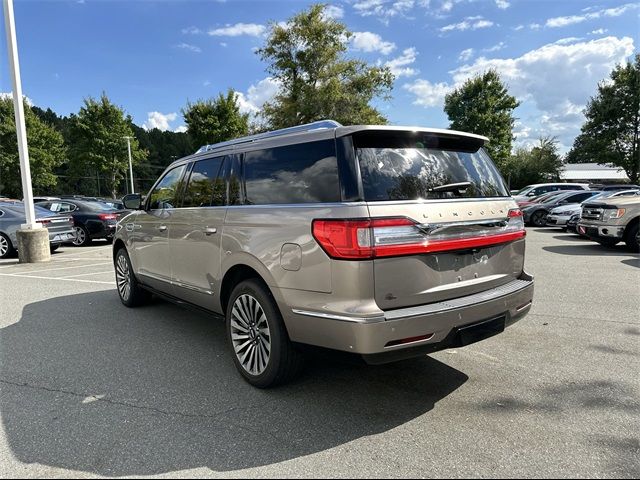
xmin=122 ymin=193 xmax=143 ymax=210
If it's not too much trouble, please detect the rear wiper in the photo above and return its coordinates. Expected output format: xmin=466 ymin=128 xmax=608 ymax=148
xmin=429 ymin=181 xmax=472 ymax=193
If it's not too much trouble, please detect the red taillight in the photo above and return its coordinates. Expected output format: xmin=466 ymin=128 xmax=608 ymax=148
xmin=98 ymin=214 xmax=117 ymax=221
xmin=38 ymin=219 xmax=51 ymax=226
xmin=312 ymin=213 xmax=526 ymax=260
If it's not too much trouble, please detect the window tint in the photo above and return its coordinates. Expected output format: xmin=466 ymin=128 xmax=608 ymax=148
xmin=565 ymin=192 xmax=593 ymax=203
xmin=559 ymin=185 xmax=578 ymax=190
xmin=182 ymin=157 xmax=224 ymax=208
xmin=148 ymin=165 xmax=187 ymax=210
xmin=243 ymin=140 xmax=340 ymax=205
xmin=357 ymin=145 xmax=508 ymax=201
xmin=228 ymin=155 xmax=242 ymax=206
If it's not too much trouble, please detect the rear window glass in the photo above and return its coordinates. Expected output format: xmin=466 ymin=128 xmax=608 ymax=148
xmin=243 ymin=140 xmax=340 ymax=205
xmin=356 ymin=142 xmax=508 ymax=201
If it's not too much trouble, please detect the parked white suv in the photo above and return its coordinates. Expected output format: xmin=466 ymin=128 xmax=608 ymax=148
xmin=512 ymin=183 xmax=589 ymax=202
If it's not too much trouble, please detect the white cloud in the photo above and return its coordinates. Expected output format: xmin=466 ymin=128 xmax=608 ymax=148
xmin=404 ymin=36 xmax=635 ymax=150
xmin=590 ymin=28 xmax=608 ymax=35
xmin=403 ymin=80 xmax=452 ymax=107
xmin=175 ymin=43 xmax=201 ymax=53
xmin=529 ymin=23 xmax=541 ymax=30
xmin=553 ymin=37 xmax=583 ymax=45
xmin=458 ymin=48 xmax=474 ymax=62
xmin=484 ymin=42 xmax=506 ymax=52
xmin=353 ymin=0 xmax=416 ymax=23
xmin=209 ymin=23 xmax=266 ymax=37
xmin=513 ymin=24 xmax=525 ymax=31
xmin=495 ymin=0 xmax=510 ymax=9
xmin=174 ymin=126 xmax=188 ymax=133
xmin=220 ymin=42 xmax=228 ymax=48
xmin=323 ymin=5 xmax=345 ymax=19
xmin=182 ymin=26 xmax=202 ymax=35
xmin=545 ymin=3 xmax=639 ymax=28
xmin=236 ymin=77 xmax=281 ymax=115
xmin=441 ymin=16 xmax=494 ymax=33
xmin=385 ymin=47 xmax=419 ymax=77
xmin=352 ymin=31 xmax=396 ymax=55
xmin=143 ymin=112 xmax=178 ymax=131
xmin=0 ymin=92 xmax=33 ymax=106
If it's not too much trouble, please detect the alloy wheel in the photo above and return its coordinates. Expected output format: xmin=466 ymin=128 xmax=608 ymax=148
xmin=0 ymin=235 xmax=8 ymax=257
xmin=230 ymin=294 xmax=272 ymax=376
xmin=73 ymin=226 xmax=86 ymax=246
xmin=115 ymin=253 xmax=131 ymax=302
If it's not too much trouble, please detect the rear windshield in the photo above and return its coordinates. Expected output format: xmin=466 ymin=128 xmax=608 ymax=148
xmin=356 ymin=144 xmax=509 ymax=201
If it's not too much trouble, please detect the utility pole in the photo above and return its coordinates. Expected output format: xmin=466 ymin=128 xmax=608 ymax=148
xmin=123 ymin=136 xmax=135 ymax=194
xmin=3 ymin=0 xmax=49 ymax=262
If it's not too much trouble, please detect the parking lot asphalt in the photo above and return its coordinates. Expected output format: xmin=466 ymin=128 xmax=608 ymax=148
xmin=0 ymin=231 xmax=638 ymax=479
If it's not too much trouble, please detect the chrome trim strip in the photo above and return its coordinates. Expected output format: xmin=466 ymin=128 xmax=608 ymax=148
xmin=384 ymin=278 xmax=534 ymax=321
xmin=291 ymin=309 xmax=385 ymax=324
xmin=172 ymin=280 xmax=214 ymax=295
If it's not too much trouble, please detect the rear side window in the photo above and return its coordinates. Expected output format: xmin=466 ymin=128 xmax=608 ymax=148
xmin=182 ymin=157 xmax=225 ymax=208
xmin=243 ymin=140 xmax=340 ymax=204
xmin=566 ymin=192 xmax=595 ymax=203
xmin=355 ymin=135 xmax=508 ymax=201
xmin=148 ymin=165 xmax=187 ymax=210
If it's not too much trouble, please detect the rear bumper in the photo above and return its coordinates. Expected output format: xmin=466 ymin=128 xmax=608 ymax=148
xmin=49 ymin=231 xmax=76 ymax=245
xmin=282 ymin=272 xmax=534 ymax=359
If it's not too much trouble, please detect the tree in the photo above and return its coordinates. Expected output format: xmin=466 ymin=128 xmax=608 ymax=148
xmin=567 ymin=54 xmax=640 ymax=184
xmin=257 ymin=3 xmax=394 ymax=129
xmin=68 ymin=94 xmax=147 ymax=198
xmin=504 ymin=137 xmax=564 ymax=189
xmin=183 ymin=89 xmax=249 ymax=149
xmin=0 ymin=97 xmax=66 ymax=198
xmin=444 ymin=70 xmax=519 ymax=169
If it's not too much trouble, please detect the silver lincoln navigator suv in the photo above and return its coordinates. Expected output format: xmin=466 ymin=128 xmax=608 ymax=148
xmin=113 ymin=120 xmax=534 ymax=387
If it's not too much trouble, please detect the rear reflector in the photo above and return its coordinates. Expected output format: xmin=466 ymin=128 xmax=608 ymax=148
xmin=313 ymin=209 xmax=526 ymax=260
xmin=98 ymin=214 xmax=118 ymax=221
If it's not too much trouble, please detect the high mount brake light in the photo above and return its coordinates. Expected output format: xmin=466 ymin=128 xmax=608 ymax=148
xmin=312 ymin=210 xmax=525 ymax=260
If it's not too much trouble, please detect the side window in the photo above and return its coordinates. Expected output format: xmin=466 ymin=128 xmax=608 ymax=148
xmin=47 ymin=202 xmax=62 ymax=213
xmin=568 ymin=192 xmax=592 ymax=203
xmin=59 ymin=203 xmax=76 ymax=213
xmin=182 ymin=157 xmax=224 ymax=208
xmin=534 ymin=187 xmax=548 ymax=195
xmin=148 ymin=165 xmax=187 ymax=210
xmin=560 ymin=185 xmax=575 ymax=190
xmin=243 ymin=140 xmax=340 ymax=205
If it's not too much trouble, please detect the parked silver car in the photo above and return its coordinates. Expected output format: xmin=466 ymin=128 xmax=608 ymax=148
xmin=113 ymin=121 xmax=535 ymax=387
xmin=0 ymin=202 xmax=75 ymax=258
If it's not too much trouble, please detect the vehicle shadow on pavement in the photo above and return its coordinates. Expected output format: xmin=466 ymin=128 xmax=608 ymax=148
xmin=0 ymin=290 xmax=467 ymax=476
xmin=543 ymin=244 xmax=633 ymax=257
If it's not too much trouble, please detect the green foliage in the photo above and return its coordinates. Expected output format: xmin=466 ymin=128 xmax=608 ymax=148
xmin=183 ymin=89 xmax=249 ymax=149
xmin=0 ymin=97 xmax=66 ymax=198
xmin=567 ymin=54 xmax=640 ymax=184
xmin=258 ymin=3 xmax=394 ymax=129
xmin=67 ymin=94 xmax=147 ymax=198
xmin=444 ymin=69 xmax=520 ymax=168
xmin=504 ymin=137 xmax=564 ymax=189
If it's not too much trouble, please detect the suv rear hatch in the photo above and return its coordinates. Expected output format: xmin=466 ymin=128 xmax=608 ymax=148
xmin=350 ymin=129 xmax=525 ymax=310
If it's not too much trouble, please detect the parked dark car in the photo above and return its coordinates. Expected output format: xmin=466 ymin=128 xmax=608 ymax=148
xmin=0 ymin=202 xmax=75 ymax=258
xmin=522 ymin=190 xmax=602 ymax=227
xmin=35 ymin=199 xmax=122 ymax=246
xmin=589 ymin=184 xmax=640 ymax=192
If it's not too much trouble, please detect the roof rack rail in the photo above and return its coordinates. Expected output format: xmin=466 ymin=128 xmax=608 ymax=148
xmin=194 ymin=119 xmax=343 ymax=155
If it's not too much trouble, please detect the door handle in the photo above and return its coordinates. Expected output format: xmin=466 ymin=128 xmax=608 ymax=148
xmin=203 ymin=227 xmax=217 ymax=235
xmin=157 ymin=225 xmax=168 ymax=232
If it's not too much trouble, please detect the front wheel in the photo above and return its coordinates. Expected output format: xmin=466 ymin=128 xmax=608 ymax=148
xmin=530 ymin=210 xmax=547 ymax=227
xmin=226 ymin=279 xmax=304 ymax=388
xmin=0 ymin=232 xmax=15 ymax=259
xmin=114 ymin=248 xmax=150 ymax=307
xmin=624 ymin=223 xmax=639 ymax=253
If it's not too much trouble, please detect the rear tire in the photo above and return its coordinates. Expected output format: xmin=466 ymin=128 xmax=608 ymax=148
xmin=226 ymin=279 xmax=304 ymax=388
xmin=72 ymin=225 xmax=91 ymax=247
xmin=50 ymin=244 xmax=60 ymax=253
xmin=624 ymin=223 xmax=639 ymax=253
xmin=114 ymin=248 xmax=150 ymax=307
xmin=0 ymin=232 xmax=15 ymax=259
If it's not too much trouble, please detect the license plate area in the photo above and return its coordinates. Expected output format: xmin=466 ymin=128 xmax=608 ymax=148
xmin=456 ymin=315 xmax=505 ymax=347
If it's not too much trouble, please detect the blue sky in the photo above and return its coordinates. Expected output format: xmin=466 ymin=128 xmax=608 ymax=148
xmin=0 ymin=0 xmax=637 ymax=152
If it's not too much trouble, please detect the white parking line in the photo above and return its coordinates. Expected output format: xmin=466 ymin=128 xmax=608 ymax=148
xmin=0 ymin=272 xmax=115 ymax=285
xmin=61 ymin=270 xmax=114 ymax=279
xmin=13 ymin=262 xmax=112 ymax=275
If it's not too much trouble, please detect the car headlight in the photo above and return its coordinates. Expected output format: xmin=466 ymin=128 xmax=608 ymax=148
xmin=558 ymin=210 xmax=574 ymax=216
xmin=606 ymin=208 xmax=626 ymax=219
